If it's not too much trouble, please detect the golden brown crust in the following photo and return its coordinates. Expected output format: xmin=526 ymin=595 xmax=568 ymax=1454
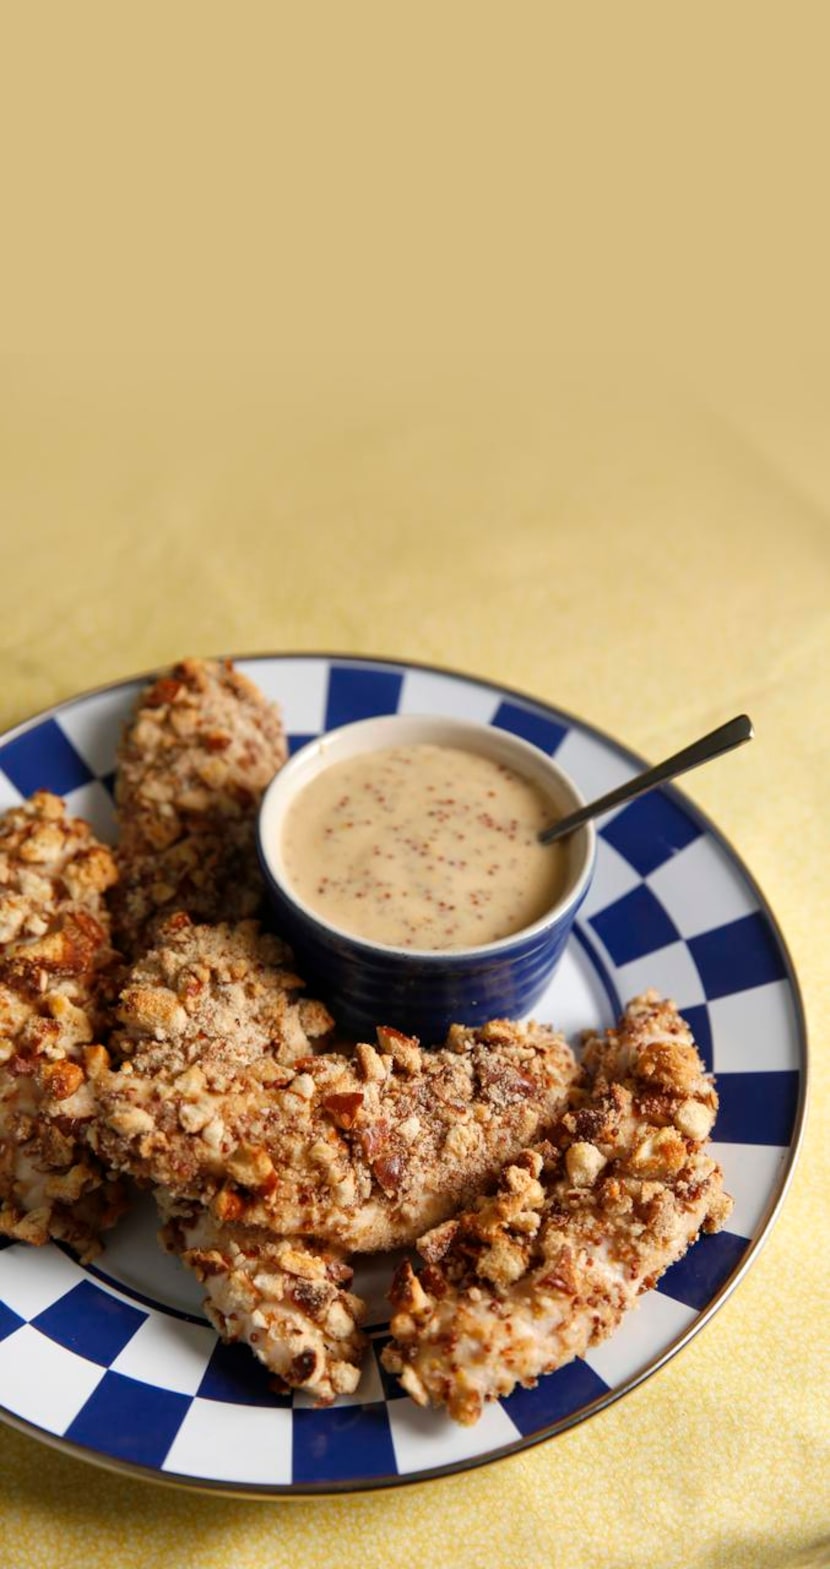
xmin=89 ymin=922 xmax=578 ymax=1252
xmin=108 ymin=914 xmax=333 ymax=1075
xmin=381 ymin=992 xmax=733 ymax=1423
xmin=115 ymin=658 xmax=287 ymax=851
xmin=110 ymin=658 xmax=287 ymax=954
xmin=0 ymin=793 xmax=126 ymax=1259
xmin=158 ymin=1195 xmax=367 ymax=1404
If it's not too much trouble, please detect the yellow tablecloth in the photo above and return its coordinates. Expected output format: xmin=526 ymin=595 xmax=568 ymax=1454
xmin=0 ymin=353 xmax=827 ymax=1569
xmin=1 ymin=7 xmax=829 ymax=1564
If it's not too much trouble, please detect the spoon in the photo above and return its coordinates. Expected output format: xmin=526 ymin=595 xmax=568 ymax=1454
xmin=539 ymin=714 xmax=754 ymax=845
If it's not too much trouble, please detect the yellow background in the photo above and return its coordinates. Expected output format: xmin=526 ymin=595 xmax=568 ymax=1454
xmin=1 ymin=5 xmax=828 ymax=1567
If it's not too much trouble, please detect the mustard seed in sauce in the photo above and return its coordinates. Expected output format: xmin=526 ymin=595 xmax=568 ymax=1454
xmin=281 ymin=744 xmax=568 ymax=950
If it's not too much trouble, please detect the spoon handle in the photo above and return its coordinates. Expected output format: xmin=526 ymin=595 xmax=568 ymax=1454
xmin=539 ymin=714 xmax=754 ymax=845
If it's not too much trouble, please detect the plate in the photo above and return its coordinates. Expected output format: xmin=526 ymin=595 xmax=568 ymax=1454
xmin=0 ymin=654 xmax=807 ymax=1495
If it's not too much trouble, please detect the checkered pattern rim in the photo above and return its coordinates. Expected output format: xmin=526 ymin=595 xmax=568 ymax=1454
xmin=0 ymin=656 xmax=807 ymax=1494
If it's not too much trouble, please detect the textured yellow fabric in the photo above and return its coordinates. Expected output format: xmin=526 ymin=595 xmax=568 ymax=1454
xmin=0 ymin=354 xmax=827 ymax=1569
xmin=1 ymin=5 xmax=829 ymax=1563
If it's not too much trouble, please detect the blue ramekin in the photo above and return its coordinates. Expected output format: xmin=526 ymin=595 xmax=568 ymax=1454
xmin=257 ymin=714 xmax=596 ymax=1044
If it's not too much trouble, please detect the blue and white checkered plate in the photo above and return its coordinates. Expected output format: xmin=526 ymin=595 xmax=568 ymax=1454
xmin=0 ymin=656 xmax=807 ymax=1496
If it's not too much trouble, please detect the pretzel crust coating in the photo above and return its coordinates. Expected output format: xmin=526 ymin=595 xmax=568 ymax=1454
xmin=382 ymin=992 xmax=732 ymax=1423
xmin=110 ymin=658 xmax=287 ymax=955
xmin=0 ymin=792 xmax=126 ymax=1259
xmin=90 ymin=917 xmax=578 ymax=1252
xmin=159 ymin=1195 xmax=367 ymax=1404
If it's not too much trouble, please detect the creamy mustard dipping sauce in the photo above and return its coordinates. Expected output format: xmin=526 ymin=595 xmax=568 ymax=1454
xmin=281 ymin=743 xmax=568 ymax=950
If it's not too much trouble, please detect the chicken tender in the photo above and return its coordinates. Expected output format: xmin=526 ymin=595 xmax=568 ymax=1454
xmin=104 ymin=913 xmax=334 ymax=1075
xmin=110 ymin=657 xmax=287 ymax=955
xmin=90 ymin=916 xmax=578 ymax=1252
xmin=158 ymin=1194 xmax=367 ymax=1404
xmin=381 ymin=992 xmax=732 ymax=1424
xmin=0 ymin=792 xmax=126 ymax=1259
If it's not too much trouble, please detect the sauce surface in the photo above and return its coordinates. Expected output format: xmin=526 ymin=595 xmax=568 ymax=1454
xmin=281 ymin=743 xmax=568 ymax=949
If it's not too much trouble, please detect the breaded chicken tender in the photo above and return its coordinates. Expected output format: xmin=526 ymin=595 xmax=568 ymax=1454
xmin=158 ymin=1195 xmax=367 ymax=1404
xmin=0 ymin=792 xmax=126 ymax=1258
xmin=381 ymin=992 xmax=732 ymax=1424
xmin=105 ymin=913 xmax=334 ymax=1075
xmin=89 ymin=916 xmax=578 ymax=1252
xmin=110 ymin=658 xmax=287 ymax=955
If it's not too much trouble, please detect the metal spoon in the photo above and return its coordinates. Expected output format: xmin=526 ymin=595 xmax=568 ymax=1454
xmin=539 ymin=714 xmax=754 ymax=845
